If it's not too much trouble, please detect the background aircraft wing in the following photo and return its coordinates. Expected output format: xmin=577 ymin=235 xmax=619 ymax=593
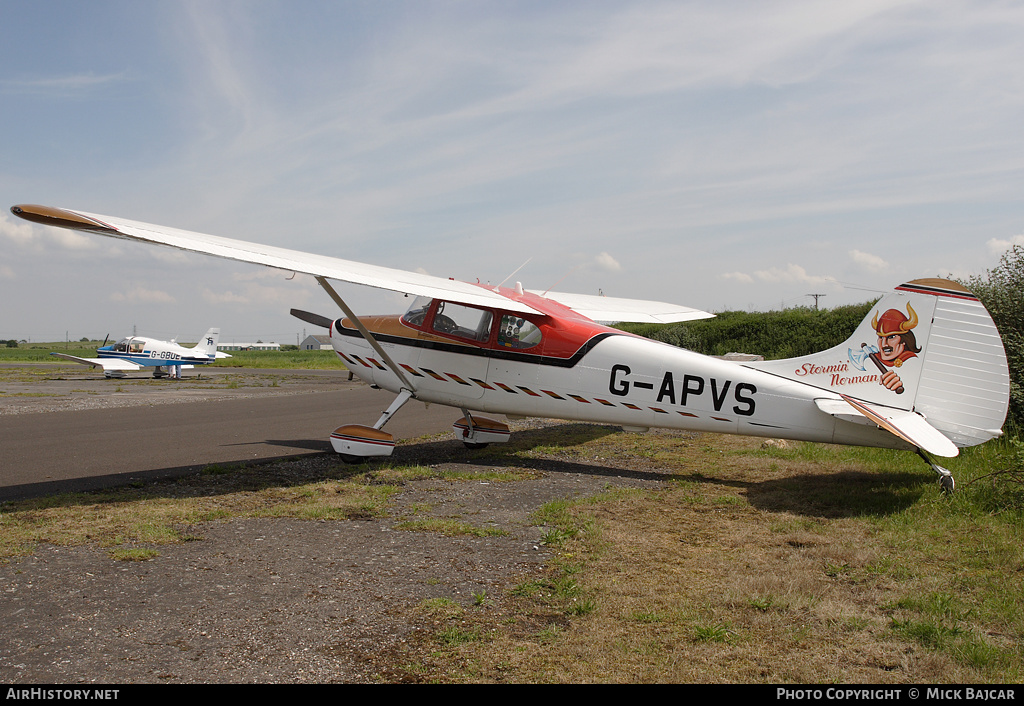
xmin=528 ymin=289 xmax=714 ymax=324
xmin=50 ymin=353 xmax=142 ymax=372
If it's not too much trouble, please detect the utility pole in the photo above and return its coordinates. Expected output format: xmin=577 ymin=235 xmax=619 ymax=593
xmin=807 ymin=293 xmax=826 ymax=310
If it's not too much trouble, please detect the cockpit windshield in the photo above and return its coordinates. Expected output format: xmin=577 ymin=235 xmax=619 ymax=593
xmin=401 ymin=296 xmax=433 ymax=326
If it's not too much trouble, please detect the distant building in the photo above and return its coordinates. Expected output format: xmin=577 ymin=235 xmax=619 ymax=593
xmin=301 ymin=335 xmax=333 ymax=350
xmin=217 ymin=342 xmax=282 ymax=352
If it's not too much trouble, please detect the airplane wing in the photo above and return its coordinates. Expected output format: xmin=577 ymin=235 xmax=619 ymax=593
xmin=815 ymin=395 xmax=959 ymax=457
xmin=50 ymin=353 xmax=142 ymax=372
xmin=12 ymin=205 xmax=536 ymax=315
xmin=11 ymin=205 xmax=711 ymax=322
xmin=528 ymin=290 xmax=714 ymax=324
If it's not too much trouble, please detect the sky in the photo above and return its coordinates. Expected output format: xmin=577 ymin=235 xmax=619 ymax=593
xmin=2 ymin=0 xmax=1023 ymax=345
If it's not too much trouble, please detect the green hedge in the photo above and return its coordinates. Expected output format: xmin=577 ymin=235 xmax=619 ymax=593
xmin=618 ymin=302 xmax=874 ymax=361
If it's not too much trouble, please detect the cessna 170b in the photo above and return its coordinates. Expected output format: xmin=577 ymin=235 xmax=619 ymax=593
xmin=11 ymin=204 xmax=1010 ymax=492
xmin=52 ymin=328 xmax=229 ymax=378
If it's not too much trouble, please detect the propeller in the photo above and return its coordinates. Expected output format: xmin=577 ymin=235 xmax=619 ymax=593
xmin=290 ymin=309 xmax=334 ymax=329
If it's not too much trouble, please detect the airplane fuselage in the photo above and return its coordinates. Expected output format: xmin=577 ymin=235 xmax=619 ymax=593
xmin=96 ymin=344 xmax=215 ymax=366
xmin=97 ymin=339 xmax=217 ymax=367
xmin=328 ymin=294 xmax=910 ymax=453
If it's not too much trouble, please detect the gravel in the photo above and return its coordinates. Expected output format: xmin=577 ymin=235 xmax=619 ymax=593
xmin=0 ymin=365 xmax=667 ymax=683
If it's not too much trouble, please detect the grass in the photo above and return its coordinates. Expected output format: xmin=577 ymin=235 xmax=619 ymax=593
xmin=0 ymin=421 xmax=1021 ymax=683
xmin=409 ymin=431 xmax=1024 ymax=683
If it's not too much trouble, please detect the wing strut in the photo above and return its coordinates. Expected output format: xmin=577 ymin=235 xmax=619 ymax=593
xmin=314 ymin=276 xmax=416 ymax=394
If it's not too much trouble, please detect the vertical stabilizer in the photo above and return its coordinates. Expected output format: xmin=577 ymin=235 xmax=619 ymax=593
xmin=193 ymin=328 xmax=221 ymax=359
xmin=747 ymin=279 xmax=1009 ymax=448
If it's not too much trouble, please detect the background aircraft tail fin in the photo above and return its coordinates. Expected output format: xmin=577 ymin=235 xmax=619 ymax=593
xmin=193 ymin=328 xmax=221 ymax=359
xmin=748 ymin=278 xmax=1010 ymax=449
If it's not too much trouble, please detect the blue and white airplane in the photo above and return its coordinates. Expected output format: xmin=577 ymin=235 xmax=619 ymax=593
xmin=52 ymin=328 xmax=230 ymax=378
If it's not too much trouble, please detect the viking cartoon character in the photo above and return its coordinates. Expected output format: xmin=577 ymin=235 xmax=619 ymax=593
xmin=872 ymin=303 xmax=922 ymax=392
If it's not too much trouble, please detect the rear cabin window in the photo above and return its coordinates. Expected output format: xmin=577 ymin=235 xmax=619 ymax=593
xmin=432 ymin=301 xmax=493 ymax=342
xmin=496 ymin=314 xmax=542 ymax=349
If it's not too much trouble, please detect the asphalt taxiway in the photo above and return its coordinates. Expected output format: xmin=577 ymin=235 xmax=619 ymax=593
xmin=0 ymin=366 xmax=457 ymax=501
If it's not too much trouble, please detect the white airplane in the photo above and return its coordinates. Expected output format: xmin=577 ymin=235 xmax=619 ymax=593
xmin=51 ymin=328 xmax=230 ymax=378
xmin=12 ymin=204 xmax=1010 ymax=491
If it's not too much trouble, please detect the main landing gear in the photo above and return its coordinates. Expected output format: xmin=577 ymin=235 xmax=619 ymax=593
xmin=330 ymin=388 xmax=412 ymax=463
xmin=329 ymin=391 xmax=511 ymax=463
xmin=453 ymin=408 xmax=511 ymax=449
xmin=918 ymin=448 xmax=956 ymax=494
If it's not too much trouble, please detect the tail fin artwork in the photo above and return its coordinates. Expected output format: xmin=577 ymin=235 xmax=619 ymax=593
xmin=748 ymin=279 xmax=1010 ymax=471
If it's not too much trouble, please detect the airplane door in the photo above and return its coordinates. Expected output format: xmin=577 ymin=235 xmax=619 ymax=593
xmin=416 ymin=301 xmax=494 ymax=402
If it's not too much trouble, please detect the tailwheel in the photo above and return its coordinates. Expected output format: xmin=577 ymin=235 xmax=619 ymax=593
xmin=918 ymin=449 xmax=955 ymax=494
xmin=453 ymin=414 xmax=511 ymax=449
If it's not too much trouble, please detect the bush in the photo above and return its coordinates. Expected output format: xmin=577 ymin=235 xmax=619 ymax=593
xmin=618 ymin=302 xmax=874 ymax=361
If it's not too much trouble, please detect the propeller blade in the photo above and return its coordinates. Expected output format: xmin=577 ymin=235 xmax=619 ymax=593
xmin=290 ymin=309 xmax=334 ymax=329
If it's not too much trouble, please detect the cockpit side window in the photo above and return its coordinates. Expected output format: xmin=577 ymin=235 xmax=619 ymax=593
xmin=496 ymin=314 xmax=542 ymax=349
xmin=432 ymin=301 xmax=493 ymax=342
xmin=129 ymin=340 xmax=146 ymax=354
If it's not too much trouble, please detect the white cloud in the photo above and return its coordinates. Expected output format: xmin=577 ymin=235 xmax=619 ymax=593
xmin=721 ymin=271 xmax=754 ymax=284
xmin=0 ymin=215 xmax=97 ymax=252
xmin=849 ymin=249 xmax=890 ymax=271
xmin=108 ymin=285 xmax=176 ymax=304
xmin=987 ymin=234 xmax=1024 ymax=255
xmin=1 ymin=72 xmax=129 ymax=95
xmin=0 ymin=213 xmax=35 ymax=246
xmin=200 ymin=277 xmax=314 ymax=309
xmin=594 ymin=252 xmax=621 ymax=272
xmin=753 ymin=263 xmax=837 ymax=287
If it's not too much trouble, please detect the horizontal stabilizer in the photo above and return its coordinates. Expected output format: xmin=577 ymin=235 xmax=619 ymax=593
xmin=816 ymin=395 xmax=959 ymax=457
xmin=50 ymin=353 xmax=141 ymax=371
